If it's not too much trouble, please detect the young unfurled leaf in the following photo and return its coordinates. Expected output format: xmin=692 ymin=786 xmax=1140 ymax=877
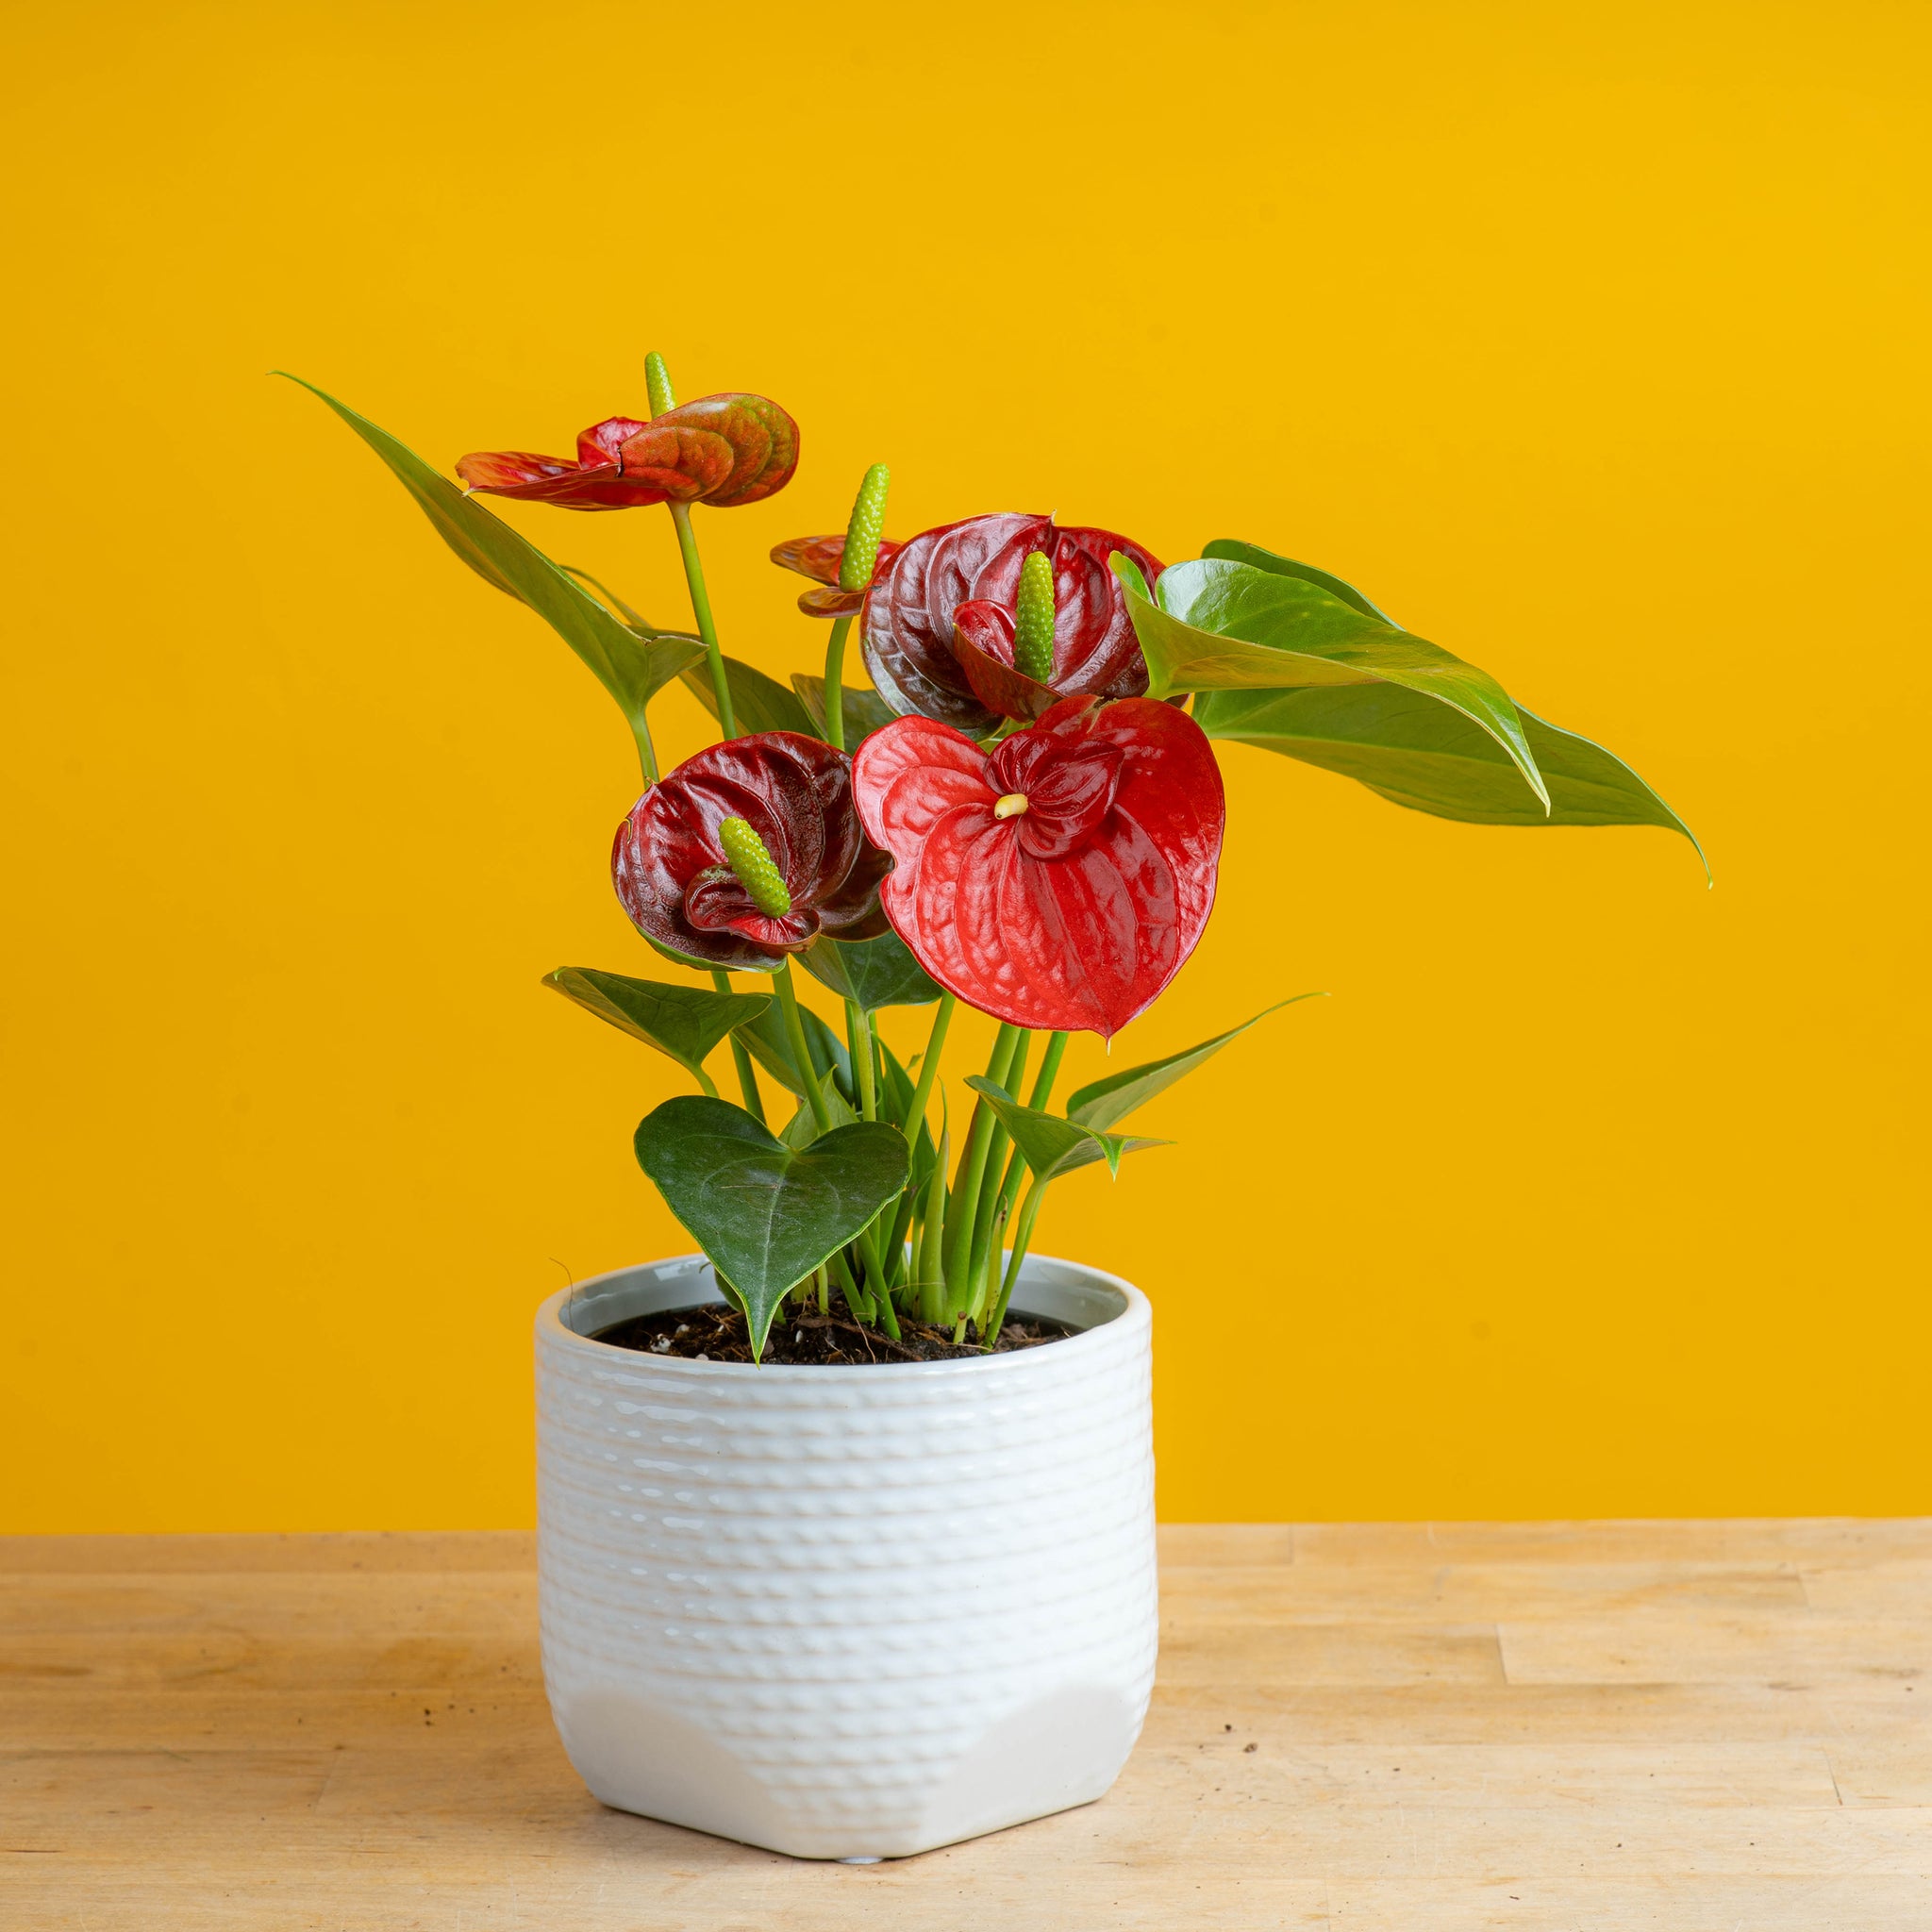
xmin=1064 ymin=995 xmax=1324 ymax=1132
xmin=544 ymin=968 xmax=772 ymax=1082
xmin=800 ymin=927 xmax=944 ymax=1011
xmin=777 ymin=1068 xmax=858 ymax=1149
xmin=1116 ymin=554 xmax=1549 ymax=812
xmin=633 ymin=1098 xmax=908 ymax=1357
xmin=1193 ymin=684 xmax=1706 ymax=869
xmin=1199 ymin=538 xmax=1401 ymax=625
xmin=735 ymin=997 xmax=853 ymax=1102
xmin=791 ymin=675 xmax=898 ymax=747
xmin=680 ymin=654 xmax=818 ymax=738
xmin=280 ymin=378 xmax=704 ymax=758
xmin=963 ymin=1077 xmax=1168 ymax=1182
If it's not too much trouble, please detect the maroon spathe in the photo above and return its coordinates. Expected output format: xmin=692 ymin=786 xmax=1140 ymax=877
xmin=457 ymin=395 xmax=799 ymax=513
xmin=861 ymin=513 xmax=1164 ymax=734
xmin=770 ymin=532 xmax=905 ymax=618
xmin=613 ymin=733 xmax=890 ymax=971
xmin=851 ymin=695 xmax=1224 ymax=1036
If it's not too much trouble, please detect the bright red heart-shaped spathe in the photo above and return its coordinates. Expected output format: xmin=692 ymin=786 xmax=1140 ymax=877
xmin=851 ymin=696 xmax=1225 ymax=1036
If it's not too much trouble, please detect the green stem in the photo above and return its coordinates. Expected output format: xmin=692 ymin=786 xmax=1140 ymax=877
xmin=964 ymin=1033 xmax=1030 ymax=1323
xmin=847 ymin=999 xmax=877 ymax=1121
xmin=668 ymin=499 xmax=734 ymax=736
xmin=916 ymin=1123 xmax=949 ymax=1325
xmin=991 ymin=1028 xmax=1068 ymax=1225
xmin=774 ymin=961 xmax=830 ymax=1133
xmin=711 ymin=970 xmax=765 ymax=1124
xmin=902 ymin=993 xmax=955 ymax=1149
xmin=629 ymin=715 xmax=659 ymax=789
xmin=985 ymin=1174 xmax=1050 ymax=1347
xmin=823 ymin=614 xmax=854 ymax=752
xmin=943 ymin=1024 xmax=1023 ymax=1316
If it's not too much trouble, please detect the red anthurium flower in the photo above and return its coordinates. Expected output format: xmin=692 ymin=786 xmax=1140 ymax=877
xmin=861 ymin=513 xmax=1164 ymax=735
xmin=851 ymin=695 xmax=1224 ymax=1036
xmin=769 ymin=532 xmax=905 ymax=618
xmin=614 ymin=733 xmax=891 ymax=971
xmin=457 ymin=394 xmax=799 ymax=513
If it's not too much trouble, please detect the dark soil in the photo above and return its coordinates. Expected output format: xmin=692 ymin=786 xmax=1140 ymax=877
xmin=592 ymin=1297 xmax=1074 ymax=1365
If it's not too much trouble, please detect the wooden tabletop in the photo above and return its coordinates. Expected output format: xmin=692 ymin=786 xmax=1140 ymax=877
xmin=3 ymin=1522 xmax=1927 ymax=1929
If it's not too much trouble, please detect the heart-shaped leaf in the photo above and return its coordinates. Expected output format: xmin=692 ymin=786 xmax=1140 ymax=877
xmin=791 ymin=675 xmax=899 ymax=747
xmin=963 ymin=1077 xmax=1168 ymax=1183
xmin=281 ymin=377 xmax=704 ymax=769
xmin=543 ymin=969 xmax=771 ymax=1083
xmin=1117 ymin=554 xmax=1548 ymax=813
xmin=680 ymin=655 xmax=818 ymax=738
xmin=800 ymin=927 xmax=945 ymax=1011
xmin=1064 ymin=995 xmax=1325 ymax=1131
xmin=1193 ymin=684 xmax=1705 ymax=870
xmin=735 ymin=998 xmax=853 ymax=1102
xmin=634 ymin=1098 xmax=909 ymax=1357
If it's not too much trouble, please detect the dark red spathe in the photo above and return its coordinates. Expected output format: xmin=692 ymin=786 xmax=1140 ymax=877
xmin=613 ymin=733 xmax=889 ymax=970
xmin=861 ymin=513 xmax=1163 ymax=734
xmin=851 ymin=696 xmax=1224 ymax=1036
xmin=457 ymin=395 xmax=799 ymax=512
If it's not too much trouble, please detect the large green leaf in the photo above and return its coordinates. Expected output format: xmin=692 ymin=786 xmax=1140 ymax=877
xmin=963 ymin=1078 xmax=1167 ymax=1183
xmin=1193 ymin=684 xmax=1705 ymax=868
xmin=791 ymin=675 xmax=899 ymax=746
xmin=680 ymin=655 xmax=818 ymax=737
xmin=1064 ymin=996 xmax=1324 ymax=1132
xmin=633 ymin=1097 xmax=909 ymax=1357
xmin=1118 ymin=554 xmax=1549 ymax=812
xmin=735 ymin=998 xmax=853 ymax=1102
xmin=800 ymin=927 xmax=944 ymax=1010
xmin=543 ymin=969 xmax=770 ymax=1082
xmin=281 ymin=377 xmax=705 ymax=756
xmin=1200 ymin=538 xmax=1401 ymax=625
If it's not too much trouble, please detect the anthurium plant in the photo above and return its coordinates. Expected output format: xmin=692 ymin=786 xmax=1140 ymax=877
xmin=288 ymin=353 xmax=1700 ymax=1360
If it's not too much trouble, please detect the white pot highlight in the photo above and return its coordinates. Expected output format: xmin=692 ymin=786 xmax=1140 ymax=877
xmin=534 ymin=1252 xmax=1156 ymax=1860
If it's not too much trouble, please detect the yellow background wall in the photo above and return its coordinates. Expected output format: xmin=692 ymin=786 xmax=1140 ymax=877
xmin=4 ymin=1 xmax=1925 ymax=1531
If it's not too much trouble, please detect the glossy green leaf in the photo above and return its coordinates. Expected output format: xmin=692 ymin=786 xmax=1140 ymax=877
xmin=963 ymin=1077 xmax=1167 ymax=1183
xmin=1193 ymin=684 xmax=1705 ymax=869
xmin=1199 ymin=538 xmax=1400 ymax=625
xmin=543 ymin=969 xmax=771 ymax=1079
xmin=1117 ymin=555 xmax=1548 ymax=812
xmin=282 ymin=377 xmax=705 ymax=752
xmin=736 ymin=998 xmax=853 ymax=1102
xmin=1064 ymin=996 xmax=1324 ymax=1132
xmin=800 ymin=927 xmax=944 ymax=1010
xmin=791 ymin=675 xmax=898 ymax=746
xmin=633 ymin=1097 xmax=908 ymax=1357
xmin=680 ymin=655 xmax=818 ymax=738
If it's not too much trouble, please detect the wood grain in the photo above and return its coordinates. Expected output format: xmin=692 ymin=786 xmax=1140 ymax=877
xmin=2 ymin=1521 xmax=1926 ymax=1929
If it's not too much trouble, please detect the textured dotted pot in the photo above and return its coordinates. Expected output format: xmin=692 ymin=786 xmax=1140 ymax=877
xmin=534 ymin=1251 xmax=1156 ymax=1860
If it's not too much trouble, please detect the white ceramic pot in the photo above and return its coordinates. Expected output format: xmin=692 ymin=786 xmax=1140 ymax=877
xmin=533 ymin=1251 xmax=1156 ymax=1860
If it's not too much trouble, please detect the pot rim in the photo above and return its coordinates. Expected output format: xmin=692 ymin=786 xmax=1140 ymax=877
xmin=535 ymin=1249 xmax=1148 ymax=1381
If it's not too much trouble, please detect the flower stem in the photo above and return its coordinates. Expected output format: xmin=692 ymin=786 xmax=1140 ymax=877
xmin=943 ymin=1024 xmax=1023 ymax=1317
xmin=823 ymin=615 xmax=854 ymax=751
xmin=774 ymin=960 xmax=829 ymax=1133
xmin=991 ymin=1028 xmax=1067 ymax=1227
xmin=902 ymin=993 xmax=955 ymax=1148
xmin=964 ymin=1032 xmax=1030 ymax=1323
xmin=846 ymin=999 xmax=877 ymax=1121
xmin=668 ymin=499 xmax=734 ymax=736
xmin=710 ymin=970 xmax=765 ymax=1123
xmin=984 ymin=1174 xmax=1048 ymax=1347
